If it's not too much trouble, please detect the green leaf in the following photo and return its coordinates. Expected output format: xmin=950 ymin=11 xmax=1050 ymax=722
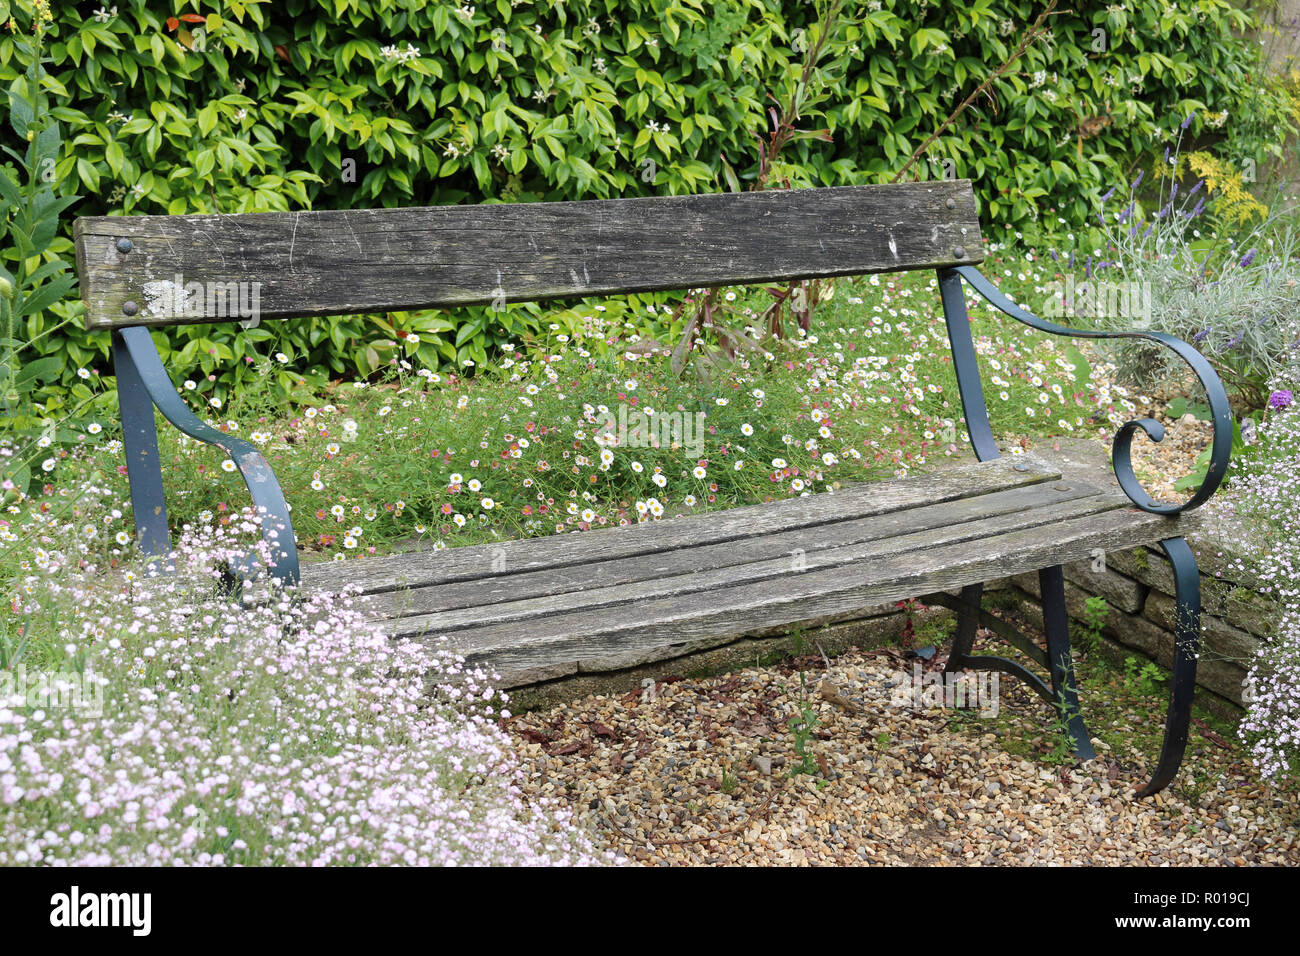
xmin=1062 ymin=345 xmax=1092 ymax=386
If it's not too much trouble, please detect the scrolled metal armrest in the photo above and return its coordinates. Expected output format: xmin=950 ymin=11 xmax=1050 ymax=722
xmin=118 ymin=326 xmax=301 ymax=585
xmin=950 ymin=265 xmax=1233 ymax=515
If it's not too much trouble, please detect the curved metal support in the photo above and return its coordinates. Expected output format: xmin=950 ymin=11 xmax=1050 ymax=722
xmin=938 ymin=272 xmax=1000 ymax=462
xmin=957 ymin=654 xmax=1054 ymax=702
xmin=1135 ymin=537 xmax=1201 ymax=797
xmin=946 ymin=265 xmax=1233 ymax=515
xmin=115 ymin=326 xmax=300 ymax=587
xmin=923 ymin=587 xmax=1049 ymax=670
xmin=928 ymin=580 xmax=1093 ymax=759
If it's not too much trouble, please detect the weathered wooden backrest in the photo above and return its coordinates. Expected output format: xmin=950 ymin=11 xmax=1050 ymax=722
xmin=74 ymin=181 xmax=983 ymax=331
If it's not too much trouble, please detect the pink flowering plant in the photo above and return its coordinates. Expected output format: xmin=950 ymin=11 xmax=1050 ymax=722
xmin=0 ymin=494 xmax=613 ymax=865
xmin=1222 ymin=378 xmax=1300 ymax=782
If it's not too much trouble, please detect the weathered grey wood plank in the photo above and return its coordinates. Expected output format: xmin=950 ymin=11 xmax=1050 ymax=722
xmin=390 ymin=490 xmax=1125 ymax=636
xmin=75 ymin=182 xmax=984 ymax=330
xmin=375 ymin=478 xmax=1111 ymax=621
xmin=301 ymin=452 xmax=1060 ymax=596
xmin=422 ymin=507 xmax=1189 ymax=684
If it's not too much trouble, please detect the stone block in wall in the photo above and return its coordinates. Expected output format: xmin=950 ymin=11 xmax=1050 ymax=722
xmin=1012 ymin=573 xmax=1121 ymax=628
xmin=1143 ymin=590 xmax=1261 ymax=665
xmin=1001 ymin=583 xmax=1249 ymax=705
xmin=1060 ymin=560 xmax=1146 ymax=614
xmin=1107 ymin=547 xmax=1280 ymax=640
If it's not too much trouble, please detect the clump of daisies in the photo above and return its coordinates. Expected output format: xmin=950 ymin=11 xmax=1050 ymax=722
xmin=0 ymin=515 xmax=615 ymax=865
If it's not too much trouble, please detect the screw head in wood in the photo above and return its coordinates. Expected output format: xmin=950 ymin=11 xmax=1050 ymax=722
xmin=121 ymin=301 xmax=139 ymax=316
xmin=945 ymin=197 xmax=956 ymax=209
xmin=953 ymin=246 xmax=966 ymax=259
xmin=116 ymin=238 xmax=133 ymax=254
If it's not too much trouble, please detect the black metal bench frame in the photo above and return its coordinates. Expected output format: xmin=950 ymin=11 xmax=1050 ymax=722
xmin=75 ymin=182 xmax=1233 ymax=796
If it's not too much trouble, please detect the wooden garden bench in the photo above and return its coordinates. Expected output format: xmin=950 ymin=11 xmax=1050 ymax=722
xmin=74 ymin=181 xmax=1233 ymax=796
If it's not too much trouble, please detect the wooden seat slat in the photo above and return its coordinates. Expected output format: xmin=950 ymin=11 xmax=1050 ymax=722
xmin=410 ymin=502 xmax=1177 ymax=686
xmin=388 ymin=488 xmax=1125 ymax=639
xmin=358 ymin=474 xmax=1112 ymax=623
xmin=300 ymin=451 xmax=1059 ymax=596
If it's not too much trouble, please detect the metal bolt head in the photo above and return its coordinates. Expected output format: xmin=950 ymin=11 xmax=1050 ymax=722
xmin=115 ymin=238 xmax=133 ymax=254
xmin=953 ymin=246 xmax=966 ymax=259
xmin=945 ymin=197 xmax=956 ymax=209
xmin=121 ymin=301 xmax=139 ymax=316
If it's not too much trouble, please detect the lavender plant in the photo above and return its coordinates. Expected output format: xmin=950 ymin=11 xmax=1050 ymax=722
xmin=1085 ymin=125 xmax=1300 ymax=411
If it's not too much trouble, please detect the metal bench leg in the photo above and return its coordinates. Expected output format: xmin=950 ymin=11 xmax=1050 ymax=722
xmin=1134 ymin=537 xmax=1201 ymax=797
xmin=113 ymin=327 xmax=301 ymax=589
xmin=114 ymin=331 xmax=172 ymax=571
xmin=944 ymin=583 xmax=983 ymax=673
xmin=1039 ymin=564 xmax=1096 ymax=761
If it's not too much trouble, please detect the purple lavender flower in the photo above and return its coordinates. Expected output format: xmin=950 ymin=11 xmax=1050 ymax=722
xmin=1190 ymin=196 xmax=1207 ymax=218
xmin=1271 ymin=389 xmax=1294 ymax=410
xmin=1225 ymin=331 xmax=1244 ymax=349
xmin=1192 ymin=328 xmax=1211 ymax=343
xmin=1181 ymin=113 xmax=1195 ymax=129
xmin=1240 ymin=249 xmax=1257 ymax=268
xmin=1100 ymin=185 xmax=1117 ymax=203
xmin=1131 ymin=169 xmax=1145 ymax=190
xmin=1189 ymin=178 xmax=1204 ymax=196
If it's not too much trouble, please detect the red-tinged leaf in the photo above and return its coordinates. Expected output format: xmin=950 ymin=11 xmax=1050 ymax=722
xmin=180 ymin=13 xmax=206 ymax=22
xmin=178 ymin=28 xmax=195 ymax=50
xmin=517 ymin=728 xmax=551 ymax=745
xmin=588 ymin=721 xmax=618 ymax=739
xmin=547 ymin=741 xmax=581 ymax=756
xmin=166 ymin=16 xmax=179 ymax=30
xmin=1192 ymin=718 xmax=1232 ymax=749
xmin=1108 ymin=762 xmax=1120 ymax=783
xmin=274 ymin=44 xmax=290 ymax=62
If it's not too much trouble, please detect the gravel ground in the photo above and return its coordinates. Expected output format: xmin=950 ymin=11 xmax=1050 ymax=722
xmin=507 ymin=646 xmax=1300 ymax=866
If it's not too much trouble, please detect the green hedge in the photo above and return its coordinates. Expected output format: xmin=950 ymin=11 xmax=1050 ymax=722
xmin=0 ymin=0 xmax=1290 ymax=406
